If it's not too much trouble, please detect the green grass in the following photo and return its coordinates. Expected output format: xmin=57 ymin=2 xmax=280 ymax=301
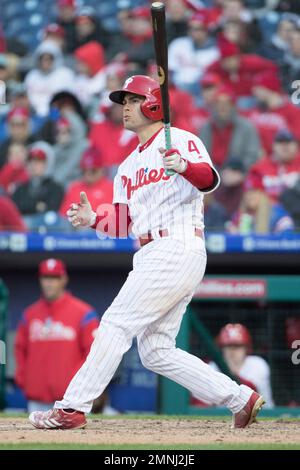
xmin=0 ymin=443 xmax=299 ymax=450
xmin=0 ymin=413 xmax=28 ymax=418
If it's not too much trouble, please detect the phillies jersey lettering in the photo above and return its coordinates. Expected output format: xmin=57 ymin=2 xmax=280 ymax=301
xmin=121 ymin=167 xmax=171 ymax=200
xmin=30 ymin=319 xmax=76 ymax=341
xmin=113 ymin=127 xmax=220 ymax=237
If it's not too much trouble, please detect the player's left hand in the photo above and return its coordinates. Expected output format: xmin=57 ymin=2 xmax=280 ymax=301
xmin=159 ymin=147 xmax=187 ymax=173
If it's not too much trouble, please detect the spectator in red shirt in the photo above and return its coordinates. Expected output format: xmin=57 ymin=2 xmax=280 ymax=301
xmin=89 ymin=100 xmax=138 ymax=176
xmin=74 ymin=40 xmax=106 ymax=107
xmin=243 ymin=71 xmax=300 ymax=155
xmin=15 ymin=258 xmax=99 ymax=412
xmin=206 ymin=37 xmax=277 ymax=99
xmin=247 ymin=129 xmax=300 ymax=203
xmin=0 ymin=188 xmax=26 ymax=232
xmin=59 ymin=146 xmax=113 ymax=219
xmin=0 ymin=143 xmax=29 ymax=194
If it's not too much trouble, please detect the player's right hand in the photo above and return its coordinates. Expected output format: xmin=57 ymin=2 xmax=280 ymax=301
xmin=66 ymin=191 xmax=96 ymax=228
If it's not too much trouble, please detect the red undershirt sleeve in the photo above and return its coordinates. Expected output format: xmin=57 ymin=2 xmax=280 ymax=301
xmin=180 ymin=161 xmax=216 ymax=191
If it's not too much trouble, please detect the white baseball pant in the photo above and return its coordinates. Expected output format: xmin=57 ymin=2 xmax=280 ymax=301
xmin=55 ymin=235 xmax=253 ymax=413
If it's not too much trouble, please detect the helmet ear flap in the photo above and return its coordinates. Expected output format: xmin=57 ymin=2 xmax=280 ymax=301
xmin=150 ymin=105 xmax=160 ymax=112
xmin=141 ymin=87 xmax=163 ymax=121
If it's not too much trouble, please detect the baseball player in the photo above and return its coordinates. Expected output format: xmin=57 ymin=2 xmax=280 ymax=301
xmin=29 ymin=75 xmax=265 ymax=430
xmin=15 ymin=258 xmax=99 ymax=412
xmin=211 ymin=324 xmax=274 ymax=408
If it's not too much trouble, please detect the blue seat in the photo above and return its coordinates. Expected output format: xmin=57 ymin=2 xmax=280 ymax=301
xmin=3 ymin=2 xmax=26 ymax=19
xmin=23 ymin=212 xmax=72 ymax=234
xmin=103 ymin=17 xmax=120 ymax=33
xmin=116 ymin=0 xmax=139 ymax=10
xmin=245 ymin=0 xmax=268 ymax=7
xmin=24 ymin=0 xmax=39 ymax=12
xmin=0 ymin=118 xmax=8 ymax=143
xmin=29 ymin=13 xmax=44 ymax=27
xmin=5 ymin=18 xmax=25 ymax=36
xmin=17 ymin=31 xmax=38 ymax=49
xmin=95 ymin=3 xmax=118 ymax=17
xmin=3 ymin=0 xmax=149 ymax=52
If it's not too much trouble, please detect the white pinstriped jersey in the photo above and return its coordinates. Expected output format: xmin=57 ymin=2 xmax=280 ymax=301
xmin=113 ymin=127 xmax=220 ymax=238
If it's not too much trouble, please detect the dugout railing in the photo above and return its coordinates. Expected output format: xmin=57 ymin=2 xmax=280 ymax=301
xmin=159 ymin=275 xmax=300 ymax=417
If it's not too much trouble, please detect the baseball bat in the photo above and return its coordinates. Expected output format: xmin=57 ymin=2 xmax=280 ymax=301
xmin=151 ymin=2 xmax=174 ymax=176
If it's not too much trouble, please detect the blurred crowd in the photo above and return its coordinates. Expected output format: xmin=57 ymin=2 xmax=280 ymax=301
xmin=1 ymin=0 xmax=300 ymax=234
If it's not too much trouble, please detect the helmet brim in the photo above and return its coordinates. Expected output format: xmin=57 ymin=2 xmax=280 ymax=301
xmin=109 ymin=90 xmax=125 ymax=104
xmin=109 ymin=89 xmax=145 ymax=104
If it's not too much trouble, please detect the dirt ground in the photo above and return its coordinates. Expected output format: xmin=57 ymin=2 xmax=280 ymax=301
xmin=0 ymin=418 xmax=299 ymax=446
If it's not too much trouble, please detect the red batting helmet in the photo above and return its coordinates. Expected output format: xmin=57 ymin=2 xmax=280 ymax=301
xmin=109 ymin=75 xmax=163 ymax=121
xmin=217 ymin=323 xmax=252 ymax=349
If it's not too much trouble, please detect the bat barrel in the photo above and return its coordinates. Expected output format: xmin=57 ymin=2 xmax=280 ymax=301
xmin=151 ymin=2 xmax=170 ymax=125
xmin=151 ymin=2 xmax=174 ymax=175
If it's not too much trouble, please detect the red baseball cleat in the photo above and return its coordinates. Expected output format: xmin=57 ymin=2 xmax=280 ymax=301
xmin=29 ymin=408 xmax=87 ymax=430
xmin=233 ymin=392 xmax=265 ymax=428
